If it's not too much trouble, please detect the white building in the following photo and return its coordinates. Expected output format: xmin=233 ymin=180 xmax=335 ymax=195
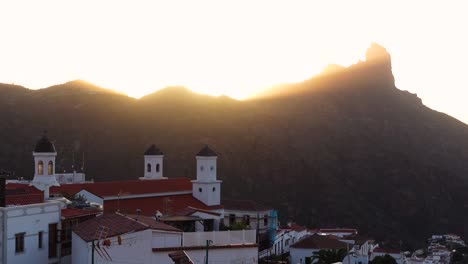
xmin=370 ymin=248 xmax=405 ymax=264
xmin=222 ymin=199 xmax=278 ymax=255
xmin=3 ymin=135 xmax=276 ymax=264
xmin=341 ymin=235 xmax=378 ymax=264
xmin=318 ymin=228 xmax=358 ymax=238
xmin=55 ymin=172 xmax=87 ymax=185
xmin=261 ymin=222 xmax=311 ymax=259
xmin=0 ymin=135 xmax=100 ymax=264
xmin=0 ymin=199 xmax=63 ymax=264
xmin=72 ymin=213 xmax=258 ymax=264
xmin=290 ymin=234 xmax=349 ymax=264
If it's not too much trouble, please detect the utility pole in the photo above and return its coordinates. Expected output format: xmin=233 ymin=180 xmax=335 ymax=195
xmin=91 ymin=240 xmax=95 ymax=264
xmin=205 ymin=240 xmax=213 ymax=264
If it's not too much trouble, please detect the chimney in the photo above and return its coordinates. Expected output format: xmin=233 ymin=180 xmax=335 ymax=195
xmin=0 ymin=176 xmax=6 ymax=207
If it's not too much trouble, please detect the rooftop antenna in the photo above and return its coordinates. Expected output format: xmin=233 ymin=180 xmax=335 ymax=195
xmin=71 ymin=151 xmax=75 ymax=171
xmin=81 ymin=152 xmax=85 ymax=171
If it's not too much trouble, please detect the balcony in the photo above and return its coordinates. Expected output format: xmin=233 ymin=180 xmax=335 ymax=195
xmin=182 ymin=230 xmax=257 ymax=247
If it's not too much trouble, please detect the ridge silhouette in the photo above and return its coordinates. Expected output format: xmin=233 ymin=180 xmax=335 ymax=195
xmin=0 ymin=43 xmax=467 ymax=248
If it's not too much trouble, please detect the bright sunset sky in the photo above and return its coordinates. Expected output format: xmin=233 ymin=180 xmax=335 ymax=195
xmin=1 ymin=1 xmax=467 ymax=122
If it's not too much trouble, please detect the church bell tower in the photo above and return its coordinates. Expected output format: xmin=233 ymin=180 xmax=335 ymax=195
xmin=192 ymin=146 xmax=221 ymax=206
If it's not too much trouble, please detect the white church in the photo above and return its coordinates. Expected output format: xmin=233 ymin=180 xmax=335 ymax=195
xmin=1 ymin=134 xmax=264 ymax=264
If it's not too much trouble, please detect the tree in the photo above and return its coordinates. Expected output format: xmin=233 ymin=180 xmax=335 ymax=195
xmin=370 ymin=255 xmax=397 ymax=264
xmin=229 ymin=222 xmax=249 ymax=231
xmin=311 ymin=248 xmax=347 ymax=264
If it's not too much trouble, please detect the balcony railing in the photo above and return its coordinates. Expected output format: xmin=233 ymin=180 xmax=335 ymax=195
xmin=182 ymin=230 xmax=256 ymax=247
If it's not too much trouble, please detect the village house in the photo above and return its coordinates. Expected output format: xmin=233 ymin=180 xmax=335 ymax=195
xmin=222 ymin=199 xmax=277 ymax=252
xmin=72 ymin=212 xmax=258 ymax=263
xmin=290 ymin=234 xmax=349 ymax=264
xmin=0 ymin=136 xmax=99 ymax=264
xmin=370 ymin=248 xmax=405 ymax=264
xmin=0 ymin=134 xmax=266 ymax=263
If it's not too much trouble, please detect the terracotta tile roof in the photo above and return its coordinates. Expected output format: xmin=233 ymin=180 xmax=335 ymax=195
xmin=291 ymin=234 xmax=348 ymax=249
xmin=176 ymin=207 xmax=221 ymax=217
xmin=373 ymin=248 xmax=401 ymax=254
xmin=281 ymin=223 xmax=307 ymax=232
xmin=125 ymin=214 xmax=182 ymax=232
xmin=342 ymin=234 xmax=372 ymax=245
xmin=73 ymin=213 xmax=149 ymax=242
xmin=51 ymin=178 xmax=192 ymax=198
xmin=222 ymin=199 xmax=271 ymax=211
xmin=61 ymin=208 xmax=100 ymax=219
xmin=6 ymin=193 xmax=44 ymax=206
xmin=103 ymin=194 xmax=223 ymax=217
xmin=168 ymin=251 xmax=194 ymax=264
xmin=5 ymin=182 xmax=44 ymax=205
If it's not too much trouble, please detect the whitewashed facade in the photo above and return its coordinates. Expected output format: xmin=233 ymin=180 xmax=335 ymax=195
xmin=72 ymin=228 xmax=258 ymax=263
xmin=0 ymin=201 xmax=62 ymax=264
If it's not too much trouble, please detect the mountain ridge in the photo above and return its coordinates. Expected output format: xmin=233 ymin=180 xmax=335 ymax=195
xmin=1 ymin=44 xmax=468 ymax=247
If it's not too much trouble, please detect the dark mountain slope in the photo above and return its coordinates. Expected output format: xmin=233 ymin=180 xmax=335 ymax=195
xmin=1 ymin=44 xmax=468 ymax=246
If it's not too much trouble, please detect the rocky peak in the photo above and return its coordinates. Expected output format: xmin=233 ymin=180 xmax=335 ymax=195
xmin=365 ymin=42 xmax=392 ymax=69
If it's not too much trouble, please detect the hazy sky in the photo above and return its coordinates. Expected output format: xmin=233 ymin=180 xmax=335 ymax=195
xmin=1 ymin=1 xmax=467 ymax=123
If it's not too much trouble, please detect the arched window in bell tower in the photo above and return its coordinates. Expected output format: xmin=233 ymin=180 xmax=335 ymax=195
xmin=48 ymin=161 xmax=53 ymax=175
xmin=38 ymin=161 xmax=44 ymax=175
xmin=156 ymin=164 xmax=160 ymax=173
xmin=147 ymin=163 xmax=151 ymax=172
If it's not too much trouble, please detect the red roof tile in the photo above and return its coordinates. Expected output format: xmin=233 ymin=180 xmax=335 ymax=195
xmin=103 ymin=194 xmax=223 ymax=217
xmin=291 ymin=234 xmax=348 ymax=249
xmin=73 ymin=213 xmax=149 ymax=242
xmin=51 ymin=178 xmax=192 ymax=198
xmin=5 ymin=182 xmax=44 ymax=205
xmin=61 ymin=208 xmax=100 ymax=219
xmin=168 ymin=251 xmax=194 ymax=264
xmin=176 ymin=207 xmax=222 ymax=217
xmin=6 ymin=193 xmax=44 ymax=206
xmin=281 ymin=223 xmax=307 ymax=232
xmin=222 ymin=199 xmax=271 ymax=211
xmin=125 ymin=214 xmax=182 ymax=232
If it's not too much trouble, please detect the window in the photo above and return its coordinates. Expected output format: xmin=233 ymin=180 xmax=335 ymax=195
xmin=147 ymin=163 xmax=151 ymax=172
xmin=210 ymin=166 xmax=214 ymax=171
xmin=264 ymin=214 xmax=268 ymax=226
xmin=48 ymin=161 xmax=53 ymax=175
xmin=38 ymin=161 xmax=44 ymax=175
xmin=229 ymin=214 xmax=236 ymax=225
xmin=156 ymin=163 xmax=160 ymax=173
xmin=200 ymin=166 xmax=204 ymax=171
xmin=212 ymin=187 xmax=216 ymax=192
xmin=15 ymin=233 xmax=25 ymax=253
xmin=38 ymin=231 xmax=43 ymax=249
xmin=243 ymin=215 xmax=250 ymax=226
xmin=49 ymin=223 xmax=58 ymax=258
xmin=199 ymin=187 xmax=202 ymax=193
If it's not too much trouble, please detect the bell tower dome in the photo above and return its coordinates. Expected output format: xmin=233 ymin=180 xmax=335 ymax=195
xmin=140 ymin=144 xmax=166 ymax=180
xmin=192 ymin=146 xmax=221 ymax=206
